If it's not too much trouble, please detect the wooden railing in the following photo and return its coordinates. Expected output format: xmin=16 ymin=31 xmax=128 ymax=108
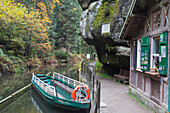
xmin=53 ymin=72 xmax=86 ymax=88
xmin=32 ymin=73 xmax=56 ymax=96
xmin=81 ymin=63 xmax=101 ymax=113
xmin=90 ymin=81 xmax=100 ymax=113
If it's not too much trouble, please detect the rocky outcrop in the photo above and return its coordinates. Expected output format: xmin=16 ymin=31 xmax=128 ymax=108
xmin=77 ymin=0 xmax=99 ymax=10
xmin=79 ymin=0 xmax=132 ymax=71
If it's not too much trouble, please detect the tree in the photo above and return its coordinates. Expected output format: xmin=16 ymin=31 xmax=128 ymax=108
xmin=48 ymin=0 xmax=83 ymax=54
xmin=0 ymin=0 xmax=51 ymax=73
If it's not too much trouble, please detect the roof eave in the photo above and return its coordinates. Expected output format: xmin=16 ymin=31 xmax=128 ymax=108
xmin=119 ymin=0 xmax=137 ymax=41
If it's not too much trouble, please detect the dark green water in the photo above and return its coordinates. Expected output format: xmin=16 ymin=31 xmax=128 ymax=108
xmin=1 ymin=90 xmax=86 ymax=113
xmin=0 ymin=64 xmax=78 ymax=100
xmin=0 ymin=65 xmax=87 ymax=113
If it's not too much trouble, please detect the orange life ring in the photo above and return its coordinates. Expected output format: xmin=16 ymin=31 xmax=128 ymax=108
xmin=72 ymin=84 xmax=90 ymax=101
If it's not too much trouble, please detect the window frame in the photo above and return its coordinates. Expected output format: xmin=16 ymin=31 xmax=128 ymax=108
xmin=150 ymin=36 xmax=159 ymax=71
xmin=136 ymin=39 xmax=141 ymax=70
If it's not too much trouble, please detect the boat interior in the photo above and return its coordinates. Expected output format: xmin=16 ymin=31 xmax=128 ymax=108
xmin=35 ymin=74 xmax=86 ymax=100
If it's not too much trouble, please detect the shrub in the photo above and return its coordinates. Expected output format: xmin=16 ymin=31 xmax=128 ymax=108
xmin=54 ymin=50 xmax=68 ymax=59
xmin=0 ymin=49 xmax=25 ymax=74
xmin=95 ymin=61 xmax=103 ymax=72
xmin=0 ymin=49 xmax=12 ymax=74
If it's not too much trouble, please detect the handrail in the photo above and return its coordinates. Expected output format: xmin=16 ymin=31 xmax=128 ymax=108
xmin=53 ymin=72 xmax=86 ymax=87
xmin=32 ymin=73 xmax=56 ymax=96
xmin=82 ymin=63 xmax=101 ymax=113
xmin=90 ymin=82 xmax=100 ymax=113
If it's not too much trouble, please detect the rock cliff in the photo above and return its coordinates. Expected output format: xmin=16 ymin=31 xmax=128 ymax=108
xmin=78 ymin=0 xmax=132 ymax=72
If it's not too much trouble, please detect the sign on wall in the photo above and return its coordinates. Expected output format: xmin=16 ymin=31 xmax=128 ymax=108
xmin=101 ymin=23 xmax=110 ymax=34
xmin=87 ymin=54 xmax=90 ymax=59
xmin=141 ymin=37 xmax=150 ymax=71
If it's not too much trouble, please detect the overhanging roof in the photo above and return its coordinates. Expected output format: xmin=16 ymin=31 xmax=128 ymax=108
xmin=119 ymin=0 xmax=165 ymax=40
xmin=118 ymin=0 xmax=137 ymax=40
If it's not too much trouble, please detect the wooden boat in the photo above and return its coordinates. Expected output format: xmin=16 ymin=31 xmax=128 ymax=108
xmin=31 ymin=72 xmax=91 ymax=111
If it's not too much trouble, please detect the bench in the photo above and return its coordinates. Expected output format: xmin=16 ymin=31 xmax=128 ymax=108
xmin=114 ymin=69 xmax=129 ymax=84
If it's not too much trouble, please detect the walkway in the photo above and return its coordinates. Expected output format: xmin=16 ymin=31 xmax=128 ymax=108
xmin=88 ymin=62 xmax=153 ymax=113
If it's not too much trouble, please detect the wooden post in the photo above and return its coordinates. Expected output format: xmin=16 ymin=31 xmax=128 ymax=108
xmin=96 ymin=80 xmax=98 ymax=90
xmin=97 ymin=82 xmax=101 ymax=113
xmin=79 ymin=68 xmax=81 ymax=82
xmin=92 ymin=74 xmax=95 ymax=101
xmin=81 ymin=61 xmax=84 ymax=74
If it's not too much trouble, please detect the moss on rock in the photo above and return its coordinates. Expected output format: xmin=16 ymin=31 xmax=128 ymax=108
xmin=92 ymin=0 xmax=120 ymax=31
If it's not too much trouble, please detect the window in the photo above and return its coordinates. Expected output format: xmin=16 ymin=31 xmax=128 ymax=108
xmin=132 ymin=40 xmax=137 ymax=69
xmin=136 ymin=40 xmax=141 ymax=69
xmin=134 ymin=32 xmax=168 ymax=76
xmin=150 ymin=36 xmax=159 ymax=71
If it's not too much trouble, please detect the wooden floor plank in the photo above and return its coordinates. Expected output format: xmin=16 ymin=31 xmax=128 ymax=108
xmin=52 ymin=80 xmax=86 ymax=99
xmin=52 ymin=80 xmax=74 ymax=94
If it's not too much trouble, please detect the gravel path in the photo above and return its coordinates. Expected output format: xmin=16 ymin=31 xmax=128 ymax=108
xmin=88 ymin=62 xmax=153 ymax=113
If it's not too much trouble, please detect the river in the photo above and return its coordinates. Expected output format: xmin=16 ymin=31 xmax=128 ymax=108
xmin=0 ymin=64 xmax=87 ymax=113
xmin=0 ymin=64 xmax=78 ymax=100
xmin=1 ymin=89 xmax=87 ymax=113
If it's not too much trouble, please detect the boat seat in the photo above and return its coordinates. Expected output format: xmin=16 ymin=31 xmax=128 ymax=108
xmin=44 ymin=80 xmax=48 ymax=83
xmin=39 ymin=77 xmax=48 ymax=80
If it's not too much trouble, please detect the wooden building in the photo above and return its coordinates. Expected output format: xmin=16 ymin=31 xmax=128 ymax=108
xmin=119 ymin=0 xmax=170 ymax=112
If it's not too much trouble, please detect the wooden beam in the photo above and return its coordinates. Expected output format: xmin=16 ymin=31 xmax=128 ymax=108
xmin=163 ymin=6 xmax=169 ymax=25
xmin=147 ymin=0 xmax=170 ymax=15
xmin=146 ymin=18 xmax=152 ymax=32
xmin=149 ymin=26 xmax=169 ymax=36
xmin=131 ymin=13 xmax=147 ymax=18
xmin=119 ymin=0 xmax=137 ymax=39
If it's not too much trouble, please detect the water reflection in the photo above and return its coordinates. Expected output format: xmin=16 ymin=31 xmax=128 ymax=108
xmin=31 ymin=89 xmax=72 ymax=113
xmin=0 ymin=65 xmax=85 ymax=113
xmin=0 ymin=64 xmax=78 ymax=100
xmin=1 ymin=90 xmax=87 ymax=113
xmin=1 ymin=90 xmax=37 ymax=113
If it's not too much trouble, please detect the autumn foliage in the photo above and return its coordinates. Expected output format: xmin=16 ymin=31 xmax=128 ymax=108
xmin=0 ymin=0 xmax=52 ymax=73
xmin=0 ymin=0 xmax=84 ymax=74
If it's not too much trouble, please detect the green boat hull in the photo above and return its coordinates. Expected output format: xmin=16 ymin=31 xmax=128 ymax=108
xmin=31 ymin=74 xmax=90 ymax=111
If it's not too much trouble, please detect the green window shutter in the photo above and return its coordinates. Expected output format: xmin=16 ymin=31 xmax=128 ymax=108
xmin=141 ymin=37 xmax=150 ymax=71
xmin=133 ymin=40 xmax=137 ymax=69
xmin=159 ymin=32 xmax=168 ymax=75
